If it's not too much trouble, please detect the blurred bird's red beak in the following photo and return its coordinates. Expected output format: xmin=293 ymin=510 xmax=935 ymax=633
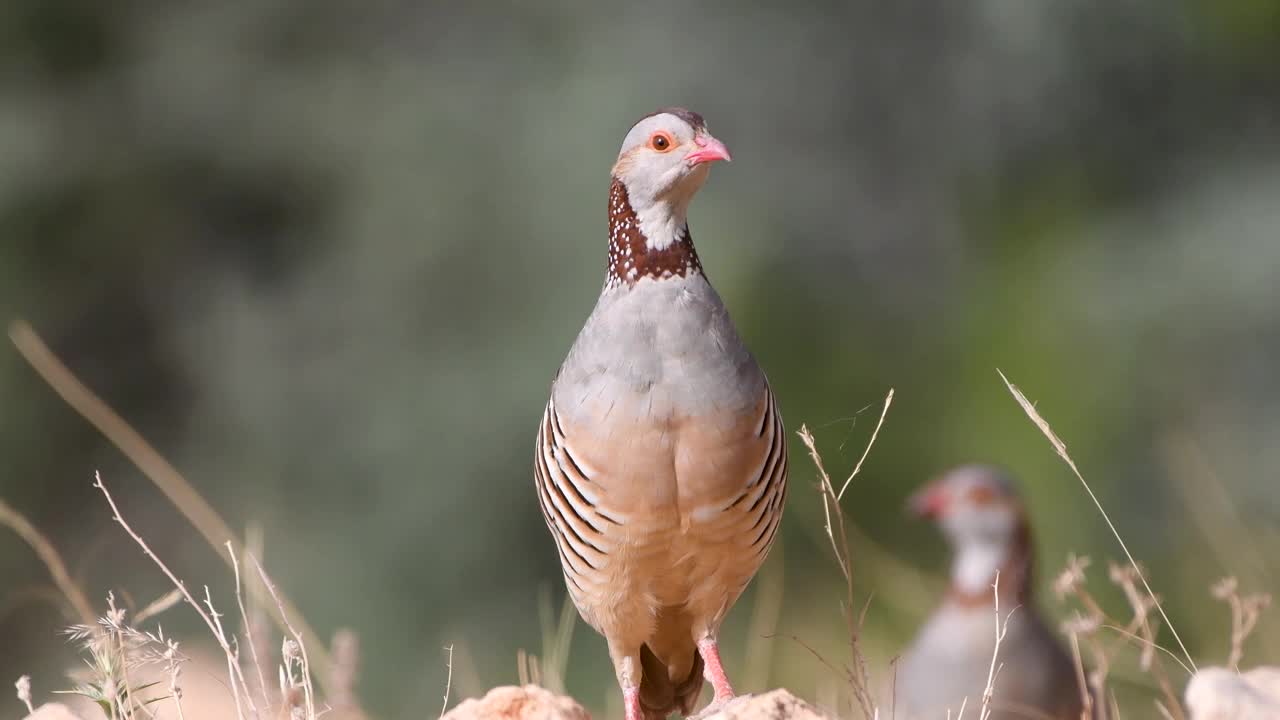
xmin=908 ymin=483 xmax=948 ymax=519
xmin=686 ymin=134 xmax=732 ymax=165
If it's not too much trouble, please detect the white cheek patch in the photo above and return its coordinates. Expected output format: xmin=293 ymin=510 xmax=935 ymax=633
xmin=623 ymin=163 xmax=708 ymax=252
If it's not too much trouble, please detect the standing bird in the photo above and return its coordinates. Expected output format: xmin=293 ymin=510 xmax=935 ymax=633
xmin=895 ymin=465 xmax=1086 ymax=720
xmin=533 ymin=108 xmax=787 ymax=720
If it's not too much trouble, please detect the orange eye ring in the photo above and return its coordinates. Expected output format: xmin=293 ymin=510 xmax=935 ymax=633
xmin=648 ymin=131 xmax=675 ymax=152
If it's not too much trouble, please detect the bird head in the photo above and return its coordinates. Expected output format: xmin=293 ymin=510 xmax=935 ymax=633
xmin=908 ymin=464 xmax=1025 ymax=549
xmin=908 ymin=464 xmax=1038 ymax=603
xmin=610 ymin=108 xmax=731 ymax=251
xmin=911 ymin=461 xmax=1039 ymax=597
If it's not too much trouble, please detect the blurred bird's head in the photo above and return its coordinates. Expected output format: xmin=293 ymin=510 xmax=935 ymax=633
xmin=908 ymin=464 xmax=1026 ymax=550
xmin=610 ymin=108 xmax=731 ymax=251
xmin=909 ymin=465 xmax=1036 ymax=602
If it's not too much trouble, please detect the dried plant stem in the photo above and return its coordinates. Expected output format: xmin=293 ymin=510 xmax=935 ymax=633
xmin=329 ymin=629 xmax=362 ymax=710
xmin=1105 ymin=565 xmax=1184 ymax=719
xmin=112 ymin=607 xmax=152 ymax=720
xmin=8 ymin=319 xmax=333 ymax=685
xmin=0 ymin=498 xmax=97 ymax=627
xmin=166 ymin=643 xmax=187 ymax=720
xmin=206 ymin=584 xmax=258 ymax=717
xmin=91 ymin=472 xmax=252 ymax=720
xmin=1056 ymin=557 xmax=1189 ymax=720
xmin=534 ymin=585 xmax=578 ymax=695
xmin=796 ymin=388 xmax=893 ymax=720
xmin=441 ymin=644 xmax=455 ymax=718
xmin=1065 ymin=631 xmax=1094 ymax=720
xmin=135 ymin=589 xmax=183 ymax=625
xmin=1096 ymin=625 xmax=1192 ymax=677
xmin=798 ymin=425 xmax=850 ymax=583
xmin=997 ymin=369 xmax=1197 ymax=674
xmin=837 ymin=389 xmax=894 ymax=501
xmin=975 ymin=573 xmax=1010 ymax=720
xmin=1211 ymin=577 xmax=1271 ymax=670
xmin=229 ymin=542 xmax=272 ymax=710
xmin=252 ymin=557 xmax=315 ymax=720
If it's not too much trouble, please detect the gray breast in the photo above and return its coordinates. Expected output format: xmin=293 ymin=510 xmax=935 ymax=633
xmin=552 ymin=274 xmax=765 ymax=426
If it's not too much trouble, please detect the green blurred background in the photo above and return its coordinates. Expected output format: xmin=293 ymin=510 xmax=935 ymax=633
xmin=2 ymin=1 xmax=1278 ymax=717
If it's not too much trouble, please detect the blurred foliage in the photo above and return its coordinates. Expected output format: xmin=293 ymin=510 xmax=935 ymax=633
xmin=1 ymin=1 xmax=1278 ymax=717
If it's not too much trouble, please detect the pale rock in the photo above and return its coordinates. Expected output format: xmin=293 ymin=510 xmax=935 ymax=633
xmin=441 ymin=685 xmax=591 ymax=720
xmin=1185 ymin=665 xmax=1280 ymax=720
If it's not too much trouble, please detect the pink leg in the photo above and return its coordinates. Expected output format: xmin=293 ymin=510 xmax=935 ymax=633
xmin=697 ymin=637 xmax=736 ymax=705
xmin=623 ymin=685 xmax=643 ymax=720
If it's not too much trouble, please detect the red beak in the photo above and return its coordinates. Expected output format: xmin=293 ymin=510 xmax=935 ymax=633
xmin=686 ymin=134 xmax=732 ymax=165
xmin=908 ymin=483 xmax=948 ymax=519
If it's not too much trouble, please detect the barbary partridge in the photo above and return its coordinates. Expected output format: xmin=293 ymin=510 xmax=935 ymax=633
xmin=895 ymin=465 xmax=1086 ymax=720
xmin=533 ymin=108 xmax=787 ymax=720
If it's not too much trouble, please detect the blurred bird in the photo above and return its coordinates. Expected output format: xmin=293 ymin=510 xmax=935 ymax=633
xmin=533 ymin=108 xmax=787 ymax=720
xmin=895 ymin=465 xmax=1086 ymax=720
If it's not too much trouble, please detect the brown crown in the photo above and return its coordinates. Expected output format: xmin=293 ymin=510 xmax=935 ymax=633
xmin=638 ymin=107 xmax=707 ymax=132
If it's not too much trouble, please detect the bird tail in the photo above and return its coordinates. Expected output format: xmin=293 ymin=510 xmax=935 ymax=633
xmin=638 ymin=642 xmax=705 ymax=719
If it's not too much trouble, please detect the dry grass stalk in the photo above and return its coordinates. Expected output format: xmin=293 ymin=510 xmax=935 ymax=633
xmin=252 ymin=558 xmax=316 ymax=719
xmin=113 ymin=594 xmax=152 ymax=720
xmin=1054 ymin=555 xmax=1188 ymax=720
xmin=946 ymin=574 xmax=1016 ymax=720
xmin=61 ymin=591 xmax=189 ymax=719
xmin=997 ymin=369 xmax=1197 ymax=675
xmin=56 ymin=474 xmax=344 ymax=720
xmin=1209 ymin=577 xmax=1272 ymax=671
xmin=837 ymin=390 xmax=894 ymax=501
xmin=230 ymin=543 xmax=272 ymax=711
xmin=1107 ymin=564 xmax=1159 ymax=672
xmin=8 ymin=319 xmax=333 ymax=686
xmin=516 ymin=649 xmax=536 ymax=687
xmin=330 ymin=629 xmax=361 ymax=711
xmin=537 ymin=586 xmax=578 ymax=695
xmin=0 ymin=498 xmax=98 ymax=627
xmin=242 ymin=525 xmax=277 ymax=705
xmin=1108 ymin=565 xmax=1184 ymax=720
xmin=10 ymin=328 xmax=362 ymax=718
xmin=795 ymin=387 xmax=893 ymax=720
xmin=1063 ymin=624 xmax=1095 ymax=720
xmin=135 ymin=590 xmax=184 ymax=625
xmin=1055 ymin=555 xmax=1100 ymax=719
xmin=203 ymin=583 xmax=255 ymax=718
xmin=977 ymin=573 xmax=1012 ymax=720
xmin=441 ymin=644 xmax=455 ymax=718
xmin=442 ymin=641 xmax=485 ymax=704
xmin=163 ymin=633 xmax=187 ymax=720
xmin=516 ymin=587 xmax=577 ymax=696
xmin=93 ymin=472 xmax=256 ymax=720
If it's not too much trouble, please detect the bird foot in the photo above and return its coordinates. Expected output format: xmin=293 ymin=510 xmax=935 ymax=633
xmin=623 ymin=685 xmax=643 ymax=720
xmin=696 ymin=637 xmax=736 ymax=703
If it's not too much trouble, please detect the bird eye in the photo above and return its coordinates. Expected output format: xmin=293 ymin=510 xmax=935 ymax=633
xmin=648 ymin=132 xmax=674 ymax=152
xmin=967 ymin=485 xmax=997 ymax=505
